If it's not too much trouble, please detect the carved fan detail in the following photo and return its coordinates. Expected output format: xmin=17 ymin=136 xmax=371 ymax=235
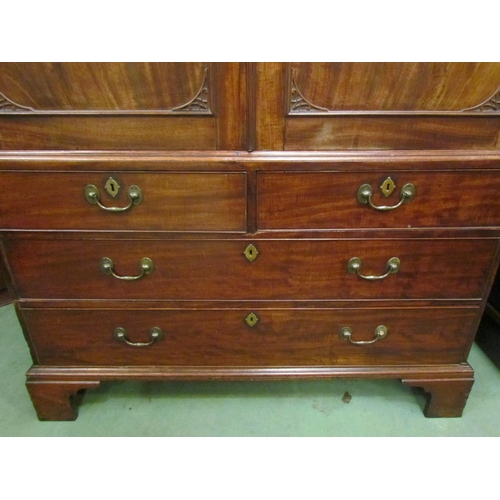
xmin=0 ymin=67 xmax=211 ymax=114
xmin=289 ymin=67 xmax=500 ymax=114
xmin=462 ymin=85 xmax=500 ymax=112
xmin=289 ymin=69 xmax=328 ymax=113
xmin=0 ymin=92 xmax=35 ymax=113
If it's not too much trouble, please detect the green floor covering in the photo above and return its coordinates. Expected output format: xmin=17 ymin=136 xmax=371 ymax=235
xmin=1 ymin=303 xmax=499 ymax=436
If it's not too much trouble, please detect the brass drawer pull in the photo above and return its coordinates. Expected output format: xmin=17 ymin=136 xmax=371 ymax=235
xmin=357 ymin=182 xmax=415 ymax=211
xmin=340 ymin=325 xmax=388 ymax=345
xmin=84 ymin=184 xmax=143 ymax=212
xmin=347 ymin=256 xmax=400 ymax=280
xmin=114 ymin=327 xmax=163 ymax=347
xmin=100 ymin=257 xmax=154 ymax=281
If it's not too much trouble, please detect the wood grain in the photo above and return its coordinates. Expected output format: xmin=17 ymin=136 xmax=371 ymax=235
xmin=0 ymin=63 xmax=208 ymax=111
xmin=6 ymin=238 xmax=496 ymax=300
xmin=284 ymin=116 xmax=500 ymax=150
xmin=255 ymin=63 xmax=284 ymax=150
xmin=21 ymin=306 xmax=478 ymax=366
xmin=290 ymin=63 xmax=500 ymax=111
xmin=0 ymin=116 xmax=217 ymax=150
xmin=257 ymin=170 xmax=500 ymax=229
xmin=0 ymin=172 xmax=246 ymax=231
xmin=402 ymin=377 xmax=474 ymax=417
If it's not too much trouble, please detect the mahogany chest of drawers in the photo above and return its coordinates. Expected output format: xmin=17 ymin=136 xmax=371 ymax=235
xmin=1 ymin=63 xmax=499 ymax=420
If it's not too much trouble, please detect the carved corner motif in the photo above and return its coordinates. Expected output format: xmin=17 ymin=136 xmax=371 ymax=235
xmin=289 ymin=69 xmax=329 ymax=113
xmin=462 ymin=85 xmax=500 ymax=112
xmin=0 ymin=92 xmax=35 ymax=113
xmin=172 ymin=68 xmax=211 ymax=113
xmin=0 ymin=67 xmax=212 ymax=115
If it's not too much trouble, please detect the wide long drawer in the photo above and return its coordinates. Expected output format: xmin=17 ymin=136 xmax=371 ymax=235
xmin=22 ymin=306 xmax=478 ymax=366
xmin=5 ymin=238 xmax=496 ymax=300
xmin=257 ymin=171 xmax=500 ymax=230
xmin=0 ymin=172 xmax=246 ymax=232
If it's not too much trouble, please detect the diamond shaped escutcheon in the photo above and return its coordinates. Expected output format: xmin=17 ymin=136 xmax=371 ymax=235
xmin=244 ymin=313 xmax=259 ymax=327
xmin=380 ymin=177 xmax=396 ymax=197
xmin=105 ymin=177 xmax=121 ymax=198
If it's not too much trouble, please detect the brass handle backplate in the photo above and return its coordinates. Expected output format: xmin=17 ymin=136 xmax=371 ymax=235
xmin=84 ymin=184 xmax=143 ymax=212
xmin=340 ymin=325 xmax=388 ymax=345
xmin=100 ymin=257 xmax=154 ymax=281
xmin=357 ymin=183 xmax=415 ymax=211
xmin=114 ymin=327 xmax=163 ymax=347
xmin=347 ymin=256 xmax=400 ymax=280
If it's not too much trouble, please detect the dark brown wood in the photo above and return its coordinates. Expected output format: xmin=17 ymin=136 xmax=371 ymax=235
xmin=2 ymin=63 xmax=500 ymax=419
xmin=246 ymin=62 xmax=257 ymax=152
xmin=214 ymin=63 xmax=248 ymax=150
xmin=0 ymin=116 xmax=217 ymax=150
xmin=6 ymin=238 xmax=495 ymax=301
xmin=3 ymin=150 xmax=500 ymax=172
xmin=258 ymin=170 xmax=500 ymax=230
xmin=26 ymin=380 xmax=100 ymax=421
xmin=289 ymin=63 xmax=500 ymax=112
xmin=26 ymin=362 xmax=474 ymax=382
xmin=24 ymin=363 xmax=475 ymax=418
xmin=22 ymin=306 xmax=478 ymax=367
xmin=255 ymin=63 xmax=285 ymax=150
xmin=0 ymin=172 xmax=247 ymax=232
xmin=281 ymin=63 xmax=500 ymax=151
xmin=0 ymin=63 xmax=210 ymax=111
xmin=0 ymin=253 xmax=12 ymax=306
xmin=284 ymin=116 xmax=500 ymax=150
xmin=402 ymin=377 xmax=475 ymax=417
xmin=0 ymin=63 xmax=246 ymax=151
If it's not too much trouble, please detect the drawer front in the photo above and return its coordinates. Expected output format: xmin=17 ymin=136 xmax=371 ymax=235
xmin=6 ymin=238 xmax=496 ymax=300
xmin=0 ymin=172 xmax=246 ymax=231
xmin=257 ymin=171 xmax=500 ymax=230
xmin=22 ymin=306 xmax=478 ymax=366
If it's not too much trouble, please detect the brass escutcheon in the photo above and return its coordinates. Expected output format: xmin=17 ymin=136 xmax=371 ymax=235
xmin=105 ymin=177 xmax=121 ymax=198
xmin=244 ymin=244 xmax=259 ymax=262
xmin=380 ymin=177 xmax=396 ymax=197
xmin=245 ymin=312 xmax=259 ymax=327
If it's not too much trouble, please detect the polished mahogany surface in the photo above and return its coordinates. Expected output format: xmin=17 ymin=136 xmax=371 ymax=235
xmin=1 ymin=63 xmax=499 ymax=420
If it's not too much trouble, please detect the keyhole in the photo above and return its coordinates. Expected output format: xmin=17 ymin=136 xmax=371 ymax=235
xmin=105 ymin=177 xmax=121 ymax=198
xmin=244 ymin=244 xmax=259 ymax=262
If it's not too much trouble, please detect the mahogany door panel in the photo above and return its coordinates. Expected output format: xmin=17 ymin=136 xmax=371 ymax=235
xmin=6 ymin=238 xmax=496 ymax=300
xmin=0 ymin=172 xmax=247 ymax=232
xmin=257 ymin=171 xmax=500 ymax=230
xmin=22 ymin=306 xmax=478 ymax=366
xmin=0 ymin=63 xmax=246 ymax=150
xmin=254 ymin=63 xmax=500 ymax=150
xmin=289 ymin=63 xmax=500 ymax=112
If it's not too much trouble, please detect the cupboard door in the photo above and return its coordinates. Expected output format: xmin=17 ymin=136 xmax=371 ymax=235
xmin=0 ymin=63 xmax=247 ymax=150
xmin=254 ymin=62 xmax=500 ymax=150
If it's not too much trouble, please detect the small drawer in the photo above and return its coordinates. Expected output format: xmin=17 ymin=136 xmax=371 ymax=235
xmin=0 ymin=172 xmax=246 ymax=232
xmin=257 ymin=171 xmax=500 ymax=230
xmin=5 ymin=238 xmax=496 ymax=300
xmin=22 ymin=306 xmax=478 ymax=366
